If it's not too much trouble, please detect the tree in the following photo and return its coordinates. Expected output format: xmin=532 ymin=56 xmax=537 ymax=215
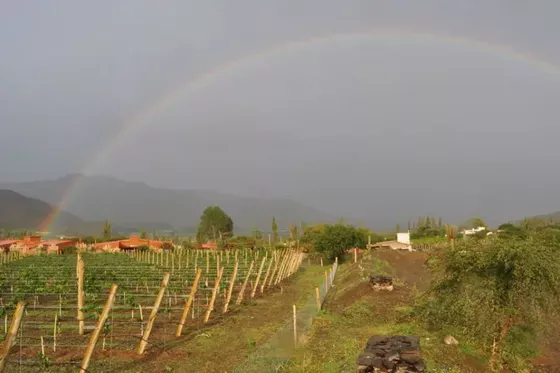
xmin=103 ymin=220 xmax=112 ymax=240
xmin=437 ymin=217 xmax=443 ymax=228
xmin=271 ymin=217 xmax=278 ymax=244
xmin=196 ymin=206 xmax=233 ymax=242
xmin=252 ymin=227 xmax=262 ymax=240
xmin=315 ymin=224 xmax=367 ymax=262
xmin=463 ymin=217 xmax=487 ymax=229
xmin=396 ymin=224 xmax=401 ymax=233
xmin=417 ymin=235 xmax=560 ymax=371
xmin=140 ymin=229 xmax=147 ymax=239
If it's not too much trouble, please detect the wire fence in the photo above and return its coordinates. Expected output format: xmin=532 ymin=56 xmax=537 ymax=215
xmin=232 ymin=259 xmax=339 ymax=373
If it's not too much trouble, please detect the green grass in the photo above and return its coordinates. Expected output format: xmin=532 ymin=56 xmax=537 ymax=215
xmin=283 ymin=258 xmax=490 ymax=373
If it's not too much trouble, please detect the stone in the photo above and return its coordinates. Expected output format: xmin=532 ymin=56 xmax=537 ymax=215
xmin=400 ymin=351 xmax=422 ymax=364
xmin=357 ymin=352 xmax=375 ymax=366
xmin=369 ymin=275 xmax=394 ymax=291
xmin=444 ymin=335 xmax=459 ymax=345
xmin=357 ymin=364 xmax=371 ymax=373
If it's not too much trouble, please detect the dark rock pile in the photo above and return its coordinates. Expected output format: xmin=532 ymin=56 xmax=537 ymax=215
xmin=369 ymin=275 xmax=394 ymax=291
xmin=357 ymin=335 xmax=425 ymax=372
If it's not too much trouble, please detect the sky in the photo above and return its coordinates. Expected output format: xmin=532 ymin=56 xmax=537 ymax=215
xmin=1 ymin=0 xmax=560 ymax=226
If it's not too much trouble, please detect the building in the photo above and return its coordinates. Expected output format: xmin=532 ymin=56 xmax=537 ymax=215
xmin=461 ymin=226 xmax=487 ymax=236
xmin=0 ymin=235 xmax=77 ymax=253
xmin=370 ymin=231 xmax=413 ymax=252
xmin=93 ymin=235 xmax=169 ymax=252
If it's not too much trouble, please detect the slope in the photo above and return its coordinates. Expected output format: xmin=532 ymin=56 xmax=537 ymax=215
xmin=0 ymin=174 xmax=340 ymax=230
xmin=0 ymin=189 xmax=84 ymax=231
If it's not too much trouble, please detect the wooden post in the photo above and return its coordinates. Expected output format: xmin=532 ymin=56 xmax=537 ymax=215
xmin=274 ymin=251 xmax=289 ymax=285
xmin=137 ymin=273 xmax=170 ymax=354
xmin=206 ymin=251 xmax=209 ymax=274
xmin=316 ymin=287 xmax=322 ymax=312
xmin=79 ymin=284 xmax=117 ymax=373
xmin=0 ymin=301 xmax=25 ymax=373
xmin=320 ymin=257 xmax=323 ymax=267
xmin=204 ymin=267 xmax=224 ymax=323
xmin=77 ymin=253 xmax=85 ymax=335
xmin=267 ymin=257 xmax=280 ymax=288
xmin=223 ymin=261 xmax=239 ymax=313
xmin=324 ymin=271 xmax=328 ymax=291
xmin=354 ymin=248 xmax=358 ymax=263
xmin=53 ymin=314 xmax=57 ymax=352
xmin=260 ymin=258 xmax=274 ymax=293
xmin=235 ymin=260 xmax=255 ymax=305
xmin=176 ymin=268 xmax=202 ymax=337
xmin=293 ymin=304 xmax=297 ymax=347
xmin=251 ymin=257 xmax=267 ymax=298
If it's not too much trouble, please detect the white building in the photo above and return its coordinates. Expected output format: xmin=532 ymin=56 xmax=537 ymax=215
xmin=461 ymin=226 xmax=487 ymax=235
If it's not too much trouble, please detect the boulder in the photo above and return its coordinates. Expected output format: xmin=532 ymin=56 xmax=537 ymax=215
xmin=358 ymin=335 xmax=425 ymax=372
xmin=369 ymin=275 xmax=394 ymax=291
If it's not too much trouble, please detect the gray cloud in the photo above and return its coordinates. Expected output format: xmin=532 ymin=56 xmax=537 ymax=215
xmin=1 ymin=0 xmax=560 ymax=227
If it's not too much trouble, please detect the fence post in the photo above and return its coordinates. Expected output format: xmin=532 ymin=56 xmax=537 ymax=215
xmin=223 ymin=261 xmax=239 ymax=313
xmin=0 ymin=301 xmax=25 ymax=373
xmin=315 ymin=287 xmax=321 ymax=312
xmin=260 ymin=258 xmax=274 ymax=294
xmin=176 ymin=268 xmax=202 ymax=336
xmin=204 ymin=267 xmax=224 ymax=323
xmin=251 ymin=257 xmax=267 ymax=298
xmin=354 ymin=248 xmax=358 ymax=263
xmin=137 ymin=273 xmax=170 ymax=354
xmin=235 ymin=260 xmax=255 ymax=305
xmin=79 ymin=284 xmax=117 ymax=373
xmin=267 ymin=256 xmax=280 ymax=288
xmin=77 ymin=253 xmax=85 ymax=335
xmin=293 ymin=304 xmax=297 ymax=347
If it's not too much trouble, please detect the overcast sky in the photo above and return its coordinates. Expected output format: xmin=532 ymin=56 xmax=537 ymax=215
xmin=2 ymin=1 xmax=560 ymax=225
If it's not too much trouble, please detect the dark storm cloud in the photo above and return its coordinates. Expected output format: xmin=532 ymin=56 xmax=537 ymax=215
xmin=1 ymin=0 xmax=560 ymax=227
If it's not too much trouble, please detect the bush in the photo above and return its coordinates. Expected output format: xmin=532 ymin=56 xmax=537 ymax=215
xmin=314 ymin=224 xmax=368 ymax=262
xmin=61 ymin=246 xmax=77 ymax=255
xmin=416 ymin=234 xmax=560 ymax=371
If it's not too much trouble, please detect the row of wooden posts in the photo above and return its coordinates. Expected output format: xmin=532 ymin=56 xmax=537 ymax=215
xmin=0 ymin=249 xmax=303 ymax=372
xmin=131 ymin=247 xmax=272 ymax=273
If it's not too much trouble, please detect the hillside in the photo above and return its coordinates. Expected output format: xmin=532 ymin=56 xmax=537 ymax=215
xmin=0 ymin=174 xmax=341 ymax=231
xmin=0 ymin=189 xmax=84 ymax=231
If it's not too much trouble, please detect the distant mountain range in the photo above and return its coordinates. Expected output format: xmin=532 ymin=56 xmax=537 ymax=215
xmin=0 ymin=174 xmax=341 ymax=234
xmin=0 ymin=189 xmax=83 ymax=232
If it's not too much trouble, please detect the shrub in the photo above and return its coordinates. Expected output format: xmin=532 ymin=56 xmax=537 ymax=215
xmin=416 ymin=234 xmax=560 ymax=371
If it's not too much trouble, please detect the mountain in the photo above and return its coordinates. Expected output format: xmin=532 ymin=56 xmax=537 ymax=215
xmin=0 ymin=174 xmax=340 ymax=232
xmin=0 ymin=189 xmax=84 ymax=231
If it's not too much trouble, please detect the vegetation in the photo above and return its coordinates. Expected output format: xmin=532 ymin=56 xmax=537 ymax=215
xmin=410 ymin=216 xmax=446 ymax=239
xmin=103 ymin=220 xmax=112 ymax=240
xmin=196 ymin=205 xmax=233 ymax=242
xmin=271 ymin=216 xmax=278 ymax=244
xmin=313 ymin=224 xmax=368 ymax=262
xmin=416 ymin=233 xmax=560 ymax=371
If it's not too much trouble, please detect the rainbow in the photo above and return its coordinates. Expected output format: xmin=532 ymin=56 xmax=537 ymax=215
xmin=40 ymin=29 xmax=560 ymax=232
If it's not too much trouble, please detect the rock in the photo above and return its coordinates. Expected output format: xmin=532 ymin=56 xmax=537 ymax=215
xmin=357 ymin=352 xmax=375 ymax=366
xmin=357 ymin=335 xmax=426 ymax=372
xmin=357 ymin=364 xmax=371 ymax=373
xmin=444 ymin=335 xmax=459 ymax=345
xmin=369 ymin=275 xmax=394 ymax=291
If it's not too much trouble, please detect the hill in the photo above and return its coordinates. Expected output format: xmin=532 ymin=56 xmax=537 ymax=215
xmin=0 ymin=174 xmax=341 ymax=232
xmin=0 ymin=189 xmax=84 ymax=232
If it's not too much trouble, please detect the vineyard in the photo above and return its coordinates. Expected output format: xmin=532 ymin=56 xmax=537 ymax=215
xmin=0 ymin=248 xmax=303 ymax=371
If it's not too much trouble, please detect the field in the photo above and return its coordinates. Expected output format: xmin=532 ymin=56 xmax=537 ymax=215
xmin=0 ymin=248 xmax=304 ymax=372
